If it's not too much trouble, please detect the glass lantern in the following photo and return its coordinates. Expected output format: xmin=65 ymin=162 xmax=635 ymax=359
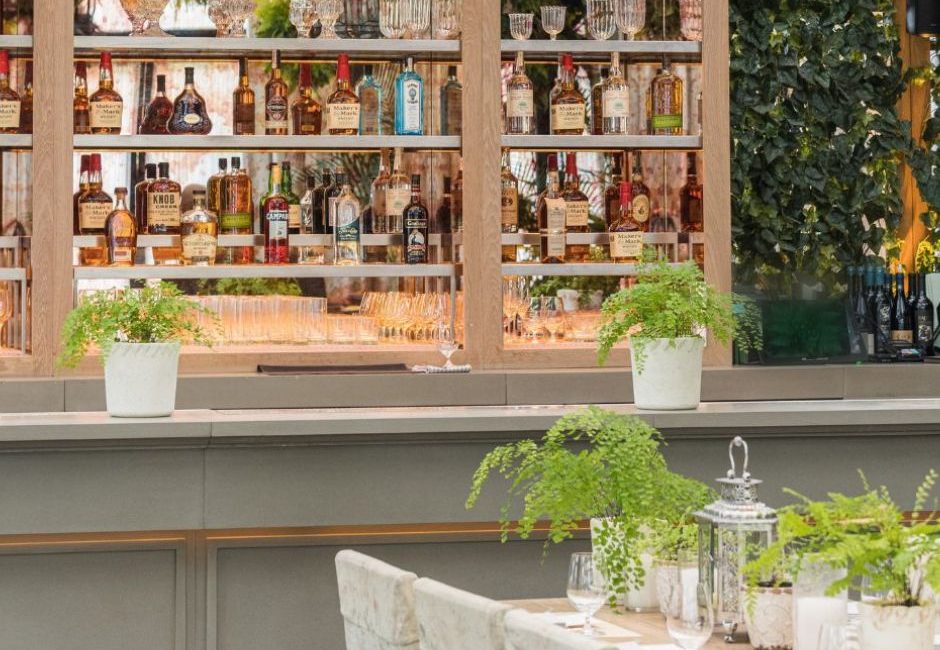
xmin=694 ymin=436 xmax=777 ymax=642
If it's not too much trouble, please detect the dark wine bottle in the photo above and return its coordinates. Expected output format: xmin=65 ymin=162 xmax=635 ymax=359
xmin=914 ymin=271 xmax=935 ymax=355
xmin=853 ymin=266 xmax=873 ymax=355
xmin=874 ymin=269 xmax=892 ymax=354
xmin=891 ymin=267 xmax=913 ymax=345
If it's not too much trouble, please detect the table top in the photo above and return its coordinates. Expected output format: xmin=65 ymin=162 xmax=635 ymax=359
xmin=506 ymin=598 xmax=753 ymax=649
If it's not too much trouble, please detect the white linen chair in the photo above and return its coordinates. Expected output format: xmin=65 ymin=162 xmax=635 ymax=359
xmin=334 ymin=550 xmax=419 ymax=650
xmin=503 ymin=608 xmax=619 ymax=650
xmin=413 ymin=577 xmax=513 ymax=650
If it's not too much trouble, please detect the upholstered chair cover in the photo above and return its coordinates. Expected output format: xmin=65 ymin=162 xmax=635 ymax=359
xmin=503 ymin=608 xmax=619 ymax=650
xmin=335 ymin=550 xmax=419 ymax=650
xmin=414 ymin=577 xmax=513 ymax=650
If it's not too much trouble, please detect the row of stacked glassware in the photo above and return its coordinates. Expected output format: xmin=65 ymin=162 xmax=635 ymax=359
xmin=503 ymin=279 xmax=603 ymax=344
xmin=508 ymin=0 xmax=701 ymax=42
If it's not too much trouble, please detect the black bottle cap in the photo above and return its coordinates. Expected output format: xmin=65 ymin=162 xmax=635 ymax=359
xmin=156 ymin=75 xmax=166 ymax=92
xmin=364 ymin=64 xmax=374 ymax=76
xmin=184 ymin=66 xmax=194 ymax=83
xmin=443 ymin=176 xmax=451 ymax=192
xmin=230 ymin=157 xmax=241 ymax=170
xmin=158 ymin=162 xmax=170 ymax=178
xmin=411 ymin=174 xmax=421 ymax=187
xmin=448 ymin=66 xmax=458 ymax=77
xmin=145 ymin=163 xmax=157 ymax=178
xmin=219 ymin=158 xmax=228 ymax=171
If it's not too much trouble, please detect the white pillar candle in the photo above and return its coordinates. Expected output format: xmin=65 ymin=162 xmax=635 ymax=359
xmin=793 ymin=596 xmax=847 ymax=650
xmin=625 ymin=554 xmax=659 ymax=611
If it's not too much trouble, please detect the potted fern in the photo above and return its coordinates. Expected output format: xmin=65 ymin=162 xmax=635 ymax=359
xmin=58 ymin=283 xmax=217 ymax=418
xmin=597 ymin=259 xmax=750 ymax=410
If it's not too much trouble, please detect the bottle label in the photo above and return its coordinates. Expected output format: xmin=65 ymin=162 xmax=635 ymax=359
xmin=386 ymin=187 xmax=410 ymax=218
xmin=543 ymin=197 xmax=566 ymax=258
xmin=299 ymin=119 xmax=319 ymax=135
xmin=0 ymin=100 xmax=20 ymax=128
xmin=110 ymin=247 xmax=134 ymax=264
xmin=360 ymin=89 xmax=380 ymax=135
xmin=79 ymin=202 xmax=111 ymax=230
xmin=445 ymin=88 xmax=461 ymax=135
xmin=566 ymin=200 xmax=589 ymax=227
xmin=603 ymin=88 xmax=628 ymax=119
xmin=335 ymin=202 xmax=360 ymax=243
xmin=234 ymin=104 xmax=255 ymax=134
xmin=266 ymin=209 xmax=289 ymax=239
xmin=550 ymin=104 xmax=585 ymax=132
xmin=90 ymin=101 xmax=123 ymax=129
xmin=183 ymin=113 xmax=202 ymax=126
xmin=148 ymin=192 xmax=182 ymax=227
xmin=182 ymin=233 xmax=217 ymax=263
xmin=544 ymin=235 xmax=565 ymax=259
xmin=221 ymin=212 xmax=251 ymax=230
xmin=288 ymin=204 xmax=301 ymax=229
xmin=265 ymin=95 xmax=289 ymax=130
xmin=890 ymin=329 xmax=914 ymax=344
xmin=405 ymin=219 xmax=427 ymax=263
xmin=916 ymin=313 xmax=933 ymax=347
xmin=327 ymin=103 xmax=360 ymax=132
xmin=508 ymin=88 xmax=534 ymax=118
xmin=632 ymin=194 xmax=650 ymax=223
xmin=501 ymin=187 xmax=518 ymax=227
xmin=610 ymin=232 xmax=643 ymax=259
xmin=651 ymin=113 xmax=682 ymax=129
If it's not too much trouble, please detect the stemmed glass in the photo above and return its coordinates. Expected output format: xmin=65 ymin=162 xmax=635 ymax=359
xmin=225 ymin=0 xmax=255 ymax=37
xmin=119 ymin=0 xmax=146 ymax=36
xmin=207 ymin=0 xmax=232 ymax=36
xmin=290 ymin=0 xmax=319 ymax=37
xmin=664 ymin=555 xmax=714 ymax=650
xmin=437 ymin=324 xmax=459 ymax=368
xmin=614 ymin=0 xmax=645 ymax=40
xmin=566 ymin=553 xmax=607 ymax=636
xmin=404 ymin=0 xmax=431 ymax=38
xmin=433 ymin=0 xmax=461 ymax=39
xmin=138 ymin=0 xmax=169 ymax=36
xmin=679 ymin=0 xmax=703 ymax=41
xmin=508 ymin=13 xmax=533 ymax=40
xmin=540 ymin=296 xmax=566 ymax=343
xmin=540 ymin=5 xmax=566 ymax=40
xmin=380 ymin=0 xmax=407 ymax=37
xmin=317 ymin=0 xmax=344 ymax=39
xmin=586 ymin=0 xmax=616 ymax=40
xmin=0 ymin=282 xmax=13 ymax=345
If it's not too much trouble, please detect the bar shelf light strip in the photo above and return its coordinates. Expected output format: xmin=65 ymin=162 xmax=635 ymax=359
xmin=0 ymin=36 xmax=33 ymax=49
xmin=73 ymin=264 xmax=459 ymax=281
xmin=73 ymin=135 xmax=461 ymax=151
xmin=500 ymin=39 xmax=701 ymax=59
xmin=501 ymin=262 xmax=682 ymax=277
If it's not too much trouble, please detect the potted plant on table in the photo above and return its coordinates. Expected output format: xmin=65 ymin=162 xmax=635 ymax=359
xmin=58 ymin=283 xmax=217 ymax=418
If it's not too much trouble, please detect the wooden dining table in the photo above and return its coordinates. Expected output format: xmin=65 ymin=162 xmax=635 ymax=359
xmin=505 ymin=598 xmax=754 ymax=649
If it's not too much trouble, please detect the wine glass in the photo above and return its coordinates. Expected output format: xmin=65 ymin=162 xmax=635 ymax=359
xmin=508 ymin=13 xmax=533 ymax=40
xmin=317 ymin=0 xmax=343 ymax=38
xmin=290 ymin=0 xmax=319 ymax=37
xmin=566 ymin=552 xmax=607 ymax=636
xmin=207 ymin=0 xmax=232 ymax=36
xmin=119 ymin=0 xmax=147 ymax=36
xmin=380 ymin=0 xmax=407 ymax=37
xmin=404 ymin=0 xmax=431 ymax=38
xmin=664 ymin=558 xmax=714 ymax=650
xmin=226 ymin=0 xmax=256 ymax=37
xmin=437 ymin=323 xmax=459 ymax=368
xmin=679 ymin=0 xmax=702 ymax=41
xmin=540 ymin=5 xmax=566 ymax=40
xmin=614 ymin=0 xmax=645 ymax=40
xmin=138 ymin=0 xmax=169 ymax=36
xmin=433 ymin=0 xmax=461 ymax=39
xmin=586 ymin=0 xmax=616 ymax=40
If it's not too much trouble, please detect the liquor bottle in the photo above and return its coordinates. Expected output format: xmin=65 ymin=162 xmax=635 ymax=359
xmin=505 ymin=52 xmax=535 ymax=135
xmin=264 ymin=50 xmax=289 ymax=135
xmin=298 ymin=172 xmax=325 ymax=265
xmin=591 ymin=68 xmax=606 ymax=136
xmin=609 ymin=181 xmax=645 ymax=264
xmin=856 ymin=265 xmax=875 ymax=355
xmin=629 ymin=153 xmax=651 ymax=229
xmin=550 ymin=54 xmax=585 ymax=136
xmin=562 ymin=153 xmax=590 ymax=261
xmin=536 ymin=153 xmax=559 ymax=214
xmin=325 ymin=167 xmax=347 ymax=236
xmin=907 ymin=270 xmax=918 ymax=316
xmin=261 ymin=162 xmax=290 ymax=264
xmin=873 ymin=269 xmax=892 ymax=354
xmin=537 ymin=164 xmax=565 ymax=264
xmin=326 ymin=54 xmax=360 ymax=136
xmin=105 ymin=187 xmax=137 ymax=266
xmin=147 ymin=162 xmax=182 ymax=264
xmin=549 ymin=54 xmax=564 ymax=107
xmin=291 ymin=63 xmax=322 ymax=135
xmin=233 ymin=58 xmax=256 ymax=135
xmin=89 ymin=52 xmax=123 ymax=135
xmin=169 ymin=66 xmax=212 ymax=135
xmin=138 ymin=74 xmax=172 ymax=135
xmin=219 ymin=157 xmax=254 ymax=265
xmin=281 ymin=161 xmax=302 ymax=234
xmin=403 ymin=174 xmax=429 ymax=264
xmin=386 ymin=148 xmax=410 ymax=234
xmin=73 ymin=62 xmax=90 ymax=134
xmin=604 ymin=157 xmax=623 ymax=230
xmin=648 ymin=62 xmax=684 ymax=135
xmin=73 ymin=154 xmax=91 ymax=235
xmin=312 ymin=168 xmax=332 ymax=235
xmin=500 ymin=149 xmax=518 ymax=234
xmin=436 ymin=176 xmax=453 ymax=234
xmin=357 ymin=64 xmax=382 ymax=136
xmin=180 ymin=189 xmax=218 ymax=266
xmin=333 ymin=183 xmax=361 ymax=266
xmin=134 ymin=162 xmax=157 ymax=232
xmin=370 ymin=149 xmax=390 ymax=233
xmin=394 ymin=56 xmax=424 ymax=136
xmin=602 ymin=52 xmax=628 ymax=136
xmin=914 ymin=271 xmax=935 ymax=354
xmin=680 ymin=152 xmax=704 ymax=264
xmin=891 ymin=265 xmax=913 ymax=345
xmin=0 ymin=51 xmax=20 ymax=134
xmin=453 ymin=159 xmax=464 ymax=232
xmin=440 ymin=65 xmax=462 ymax=136
xmin=19 ymin=60 xmax=31 ymax=135
xmin=77 ymin=154 xmax=111 ymax=266
xmin=207 ymin=158 xmax=228 ymax=216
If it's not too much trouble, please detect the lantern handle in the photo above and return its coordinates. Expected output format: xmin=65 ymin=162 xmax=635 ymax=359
xmin=727 ymin=436 xmax=750 ymax=481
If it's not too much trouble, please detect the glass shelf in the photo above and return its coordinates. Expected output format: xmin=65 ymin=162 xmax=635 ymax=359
xmin=74 ymin=234 xmax=458 ymax=248
xmin=73 ymin=135 xmax=461 ymax=151
xmin=500 ymin=39 xmax=701 ymax=64
xmin=501 ymin=262 xmax=681 ymax=277
xmin=500 ymin=135 xmax=702 ymax=151
xmin=73 ymin=263 xmax=460 ymax=280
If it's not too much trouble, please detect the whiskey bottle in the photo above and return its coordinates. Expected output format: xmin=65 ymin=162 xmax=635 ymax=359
xmin=219 ymin=157 xmax=254 ymax=265
xmin=440 ymin=65 xmax=462 ymax=136
xmin=77 ymin=154 xmax=111 ymax=266
xmin=648 ymin=62 xmax=684 ymax=135
xmin=326 ymin=54 xmax=360 ymax=135
xmin=148 ymin=162 xmax=182 ymax=264
xmin=535 ymin=153 xmax=558 ymax=216
xmin=333 ymin=183 xmax=361 ymax=266
xmin=505 ymin=52 xmax=535 ymax=135
xmin=169 ymin=67 xmax=212 ymax=135
xmin=550 ymin=54 xmax=585 ymax=135
xmin=261 ymin=162 xmax=290 ymax=264
xmin=562 ymin=153 xmax=590 ymax=261
xmin=500 ymin=149 xmax=518 ymax=234
xmin=291 ymin=63 xmax=322 ymax=135
xmin=609 ymin=181 xmax=644 ymax=264
xmin=591 ymin=67 xmax=606 ymax=136
xmin=264 ymin=50 xmax=289 ymax=135
xmin=435 ymin=176 xmax=453 ymax=234
xmin=281 ymin=161 xmax=302 ymax=234
xmin=105 ymin=187 xmax=137 ymax=266
xmin=537 ymin=166 xmax=565 ymax=264
xmin=325 ymin=167 xmax=347 ymax=236
xmin=369 ymin=149 xmax=390 ymax=233
xmin=403 ymin=175 xmax=429 ymax=264
xmin=138 ymin=74 xmax=172 ymax=135
xmin=629 ymin=153 xmax=651 ymax=229
xmin=0 ymin=51 xmax=20 ymax=134
xmin=19 ymin=61 xmax=31 ymax=135
xmin=602 ymin=53 xmax=628 ymax=135
xmin=385 ymin=148 xmax=410 ymax=234
xmin=394 ymin=56 xmax=424 ymax=136
xmin=134 ymin=162 xmax=157 ymax=233
xmin=73 ymin=62 xmax=90 ymax=134
xmin=207 ymin=158 xmax=228 ymax=216
xmin=180 ymin=189 xmax=218 ymax=266
xmin=452 ymin=158 xmax=463 ymax=232
xmin=299 ymin=172 xmax=325 ymax=265
xmin=89 ymin=52 xmax=123 ymax=135
xmin=680 ymin=151 xmax=704 ymax=265
xmin=233 ymin=58 xmax=255 ymax=135
xmin=357 ymin=65 xmax=383 ymax=135
xmin=604 ymin=157 xmax=623 ymax=229
xmin=73 ymin=154 xmax=91 ymax=235
xmin=312 ymin=168 xmax=332 ymax=235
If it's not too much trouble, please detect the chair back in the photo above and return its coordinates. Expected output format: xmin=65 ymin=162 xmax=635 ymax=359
xmin=413 ymin=577 xmax=512 ymax=650
xmin=503 ymin=609 xmax=619 ymax=650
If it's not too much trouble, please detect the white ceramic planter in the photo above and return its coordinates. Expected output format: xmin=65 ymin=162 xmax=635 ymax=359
xmin=104 ymin=342 xmax=181 ymax=418
xmin=589 ymin=518 xmax=657 ymax=609
xmin=859 ymin=603 xmax=935 ymax=650
xmin=742 ymin=585 xmax=793 ymax=650
xmin=654 ymin=560 xmax=698 ymax=619
xmin=629 ymin=337 xmax=704 ymax=410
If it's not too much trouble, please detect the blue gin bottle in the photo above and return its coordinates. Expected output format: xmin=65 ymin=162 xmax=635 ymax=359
xmin=394 ymin=56 xmax=424 ymax=136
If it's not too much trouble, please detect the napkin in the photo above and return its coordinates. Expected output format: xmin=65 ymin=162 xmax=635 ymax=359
xmin=532 ymin=612 xmax=641 ymax=639
xmin=411 ymin=364 xmax=472 ymax=374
